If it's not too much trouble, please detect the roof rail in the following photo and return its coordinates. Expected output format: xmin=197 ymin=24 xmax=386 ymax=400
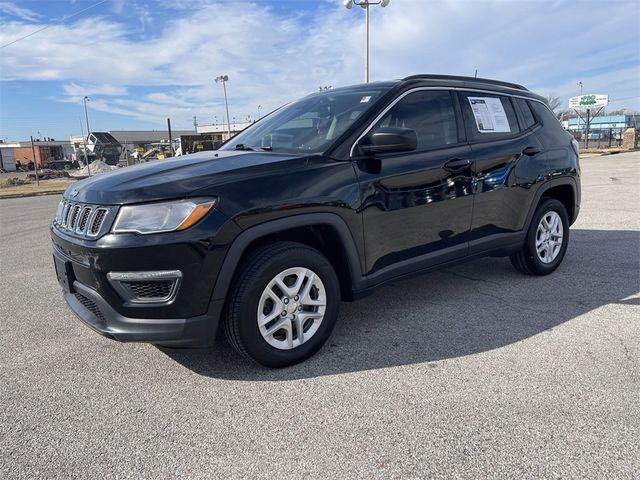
xmin=402 ymin=74 xmax=528 ymax=91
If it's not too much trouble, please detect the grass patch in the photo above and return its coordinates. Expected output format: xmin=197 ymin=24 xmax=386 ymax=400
xmin=0 ymin=179 xmax=77 ymax=199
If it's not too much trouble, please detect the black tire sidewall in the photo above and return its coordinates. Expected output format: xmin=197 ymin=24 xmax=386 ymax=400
xmin=524 ymin=199 xmax=570 ymax=275
xmin=234 ymin=247 xmax=340 ymax=367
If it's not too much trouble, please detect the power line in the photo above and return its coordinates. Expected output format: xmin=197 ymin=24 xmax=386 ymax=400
xmin=0 ymin=0 xmax=110 ymax=49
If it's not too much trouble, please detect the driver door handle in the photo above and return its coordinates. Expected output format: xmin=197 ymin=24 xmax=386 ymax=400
xmin=522 ymin=146 xmax=541 ymax=156
xmin=444 ymin=158 xmax=472 ymax=172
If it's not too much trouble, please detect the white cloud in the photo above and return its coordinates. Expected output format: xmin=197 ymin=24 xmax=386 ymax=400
xmin=0 ymin=0 xmax=638 ymax=133
xmin=63 ymin=83 xmax=128 ymax=100
xmin=0 ymin=1 xmax=40 ymax=22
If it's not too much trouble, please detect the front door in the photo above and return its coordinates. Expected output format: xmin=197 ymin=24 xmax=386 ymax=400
xmin=355 ymin=89 xmax=474 ymax=281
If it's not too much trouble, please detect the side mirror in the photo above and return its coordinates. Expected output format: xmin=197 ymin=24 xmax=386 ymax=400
xmin=359 ymin=127 xmax=417 ymax=155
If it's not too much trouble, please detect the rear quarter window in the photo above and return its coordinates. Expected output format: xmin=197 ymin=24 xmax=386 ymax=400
xmin=515 ymin=98 xmax=537 ymax=129
xmin=529 ymin=101 xmax=563 ymax=128
xmin=460 ymin=93 xmax=520 ymax=141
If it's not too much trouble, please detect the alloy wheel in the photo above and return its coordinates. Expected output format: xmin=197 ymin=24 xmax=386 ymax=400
xmin=257 ymin=267 xmax=327 ymax=350
xmin=535 ymin=211 xmax=563 ymax=264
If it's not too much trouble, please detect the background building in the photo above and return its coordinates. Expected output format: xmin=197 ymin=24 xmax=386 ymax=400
xmin=0 ymin=140 xmax=74 ymax=170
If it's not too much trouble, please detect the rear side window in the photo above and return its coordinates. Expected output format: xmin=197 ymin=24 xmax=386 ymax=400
xmin=529 ymin=101 xmax=562 ymax=128
xmin=516 ymin=98 xmax=536 ymax=129
xmin=373 ymin=90 xmax=458 ymax=151
xmin=460 ymin=93 xmax=520 ymax=141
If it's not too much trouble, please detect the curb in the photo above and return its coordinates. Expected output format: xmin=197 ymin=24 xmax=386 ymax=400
xmin=0 ymin=190 xmax=66 ymax=200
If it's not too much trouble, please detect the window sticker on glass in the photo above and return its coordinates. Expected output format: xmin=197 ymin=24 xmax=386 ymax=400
xmin=468 ymin=97 xmax=511 ymax=133
xmin=360 ymin=96 xmax=372 ymax=103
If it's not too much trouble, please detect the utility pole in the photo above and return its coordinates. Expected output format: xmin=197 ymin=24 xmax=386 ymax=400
xmin=30 ymin=136 xmax=39 ymax=186
xmin=83 ymin=96 xmax=91 ymax=137
xmin=79 ymin=117 xmax=91 ymax=177
xmin=167 ymin=118 xmax=173 ymax=156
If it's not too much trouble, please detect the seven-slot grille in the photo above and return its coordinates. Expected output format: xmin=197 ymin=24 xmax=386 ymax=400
xmin=54 ymin=200 xmax=116 ymax=238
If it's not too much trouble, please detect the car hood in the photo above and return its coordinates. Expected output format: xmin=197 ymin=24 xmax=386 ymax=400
xmin=65 ymin=150 xmax=302 ymax=205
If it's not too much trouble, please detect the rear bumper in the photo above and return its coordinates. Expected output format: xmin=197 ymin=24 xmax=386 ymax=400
xmin=66 ymin=280 xmax=224 ymax=347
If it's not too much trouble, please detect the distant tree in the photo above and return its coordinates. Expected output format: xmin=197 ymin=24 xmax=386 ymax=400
xmin=546 ymin=93 xmax=562 ymax=112
xmin=556 ymin=109 xmax=575 ymax=121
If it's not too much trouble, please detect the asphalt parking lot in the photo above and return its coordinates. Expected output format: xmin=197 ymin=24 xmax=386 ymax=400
xmin=1 ymin=152 xmax=638 ymax=479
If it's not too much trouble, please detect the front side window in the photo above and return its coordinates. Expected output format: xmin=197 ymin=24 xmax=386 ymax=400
xmin=372 ymin=90 xmax=458 ymax=151
xmin=218 ymin=87 xmax=390 ymax=154
xmin=460 ymin=93 xmax=520 ymax=140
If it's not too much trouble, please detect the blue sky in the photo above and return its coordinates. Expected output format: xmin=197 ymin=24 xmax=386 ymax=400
xmin=1 ymin=0 xmax=639 ymax=141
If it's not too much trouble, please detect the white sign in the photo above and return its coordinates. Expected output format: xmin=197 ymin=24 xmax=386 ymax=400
xmin=569 ymin=94 xmax=609 ymax=110
xmin=468 ymin=97 xmax=511 ymax=133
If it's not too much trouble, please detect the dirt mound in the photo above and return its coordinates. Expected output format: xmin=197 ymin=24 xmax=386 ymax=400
xmin=0 ymin=177 xmax=30 ymax=188
xmin=71 ymin=160 xmax=118 ymax=178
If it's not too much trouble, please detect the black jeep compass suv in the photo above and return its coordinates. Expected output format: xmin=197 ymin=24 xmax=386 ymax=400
xmin=51 ymin=75 xmax=580 ymax=367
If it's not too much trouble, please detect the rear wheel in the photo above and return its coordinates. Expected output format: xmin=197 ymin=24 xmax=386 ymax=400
xmin=510 ymin=198 xmax=570 ymax=275
xmin=223 ymin=242 xmax=340 ymax=367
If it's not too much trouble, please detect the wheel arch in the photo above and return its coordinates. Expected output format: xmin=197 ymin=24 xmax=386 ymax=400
xmin=210 ymin=214 xmax=365 ymax=305
xmin=527 ymin=177 xmax=578 ymax=227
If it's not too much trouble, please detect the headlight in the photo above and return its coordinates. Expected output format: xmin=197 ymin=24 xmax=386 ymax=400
xmin=55 ymin=200 xmax=65 ymax=222
xmin=112 ymin=198 xmax=216 ymax=234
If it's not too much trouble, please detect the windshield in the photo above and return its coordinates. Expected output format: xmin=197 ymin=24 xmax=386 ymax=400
xmin=219 ymin=87 xmax=390 ymax=154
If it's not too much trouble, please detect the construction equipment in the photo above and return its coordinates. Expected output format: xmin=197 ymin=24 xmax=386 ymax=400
xmin=82 ymin=132 xmax=124 ymax=165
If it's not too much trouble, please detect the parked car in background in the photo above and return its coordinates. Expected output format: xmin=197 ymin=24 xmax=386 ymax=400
xmin=51 ymin=74 xmax=580 ymax=367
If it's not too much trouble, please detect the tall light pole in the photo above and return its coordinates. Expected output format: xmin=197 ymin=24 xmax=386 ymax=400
xmin=343 ymin=0 xmax=390 ymax=83
xmin=215 ymin=75 xmax=231 ymax=139
xmin=576 ymin=82 xmax=584 ymax=138
xmin=257 ymin=105 xmax=262 ymax=120
xmin=83 ymin=96 xmax=91 ymax=136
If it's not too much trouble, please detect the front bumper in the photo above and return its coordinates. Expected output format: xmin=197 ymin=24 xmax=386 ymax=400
xmin=51 ymin=208 xmax=240 ymax=347
xmin=66 ymin=281 xmax=224 ymax=347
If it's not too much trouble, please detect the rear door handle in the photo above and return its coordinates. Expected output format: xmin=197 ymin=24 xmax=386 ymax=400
xmin=522 ymin=146 xmax=541 ymax=156
xmin=444 ymin=158 xmax=472 ymax=172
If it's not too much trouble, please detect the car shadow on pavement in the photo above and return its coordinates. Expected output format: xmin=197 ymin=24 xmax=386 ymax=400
xmin=159 ymin=229 xmax=639 ymax=380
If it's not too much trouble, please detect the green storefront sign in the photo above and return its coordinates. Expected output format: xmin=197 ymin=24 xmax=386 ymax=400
xmin=579 ymin=95 xmax=597 ymax=106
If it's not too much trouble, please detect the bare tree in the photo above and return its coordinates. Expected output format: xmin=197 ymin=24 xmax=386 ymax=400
xmin=556 ymin=109 xmax=574 ymax=121
xmin=546 ymin=93 xmax=562 ymax=112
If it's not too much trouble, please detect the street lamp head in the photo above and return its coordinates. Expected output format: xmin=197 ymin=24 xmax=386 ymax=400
xmin=343 ymin=0 xmax=353 ymax=9
xmin=380 ymin=0 xmax=390 ymax=6
xmin=84 ymin=96 xmax=89 ymax=101
xmin=215 ymin=75 xmax=229 ymax=83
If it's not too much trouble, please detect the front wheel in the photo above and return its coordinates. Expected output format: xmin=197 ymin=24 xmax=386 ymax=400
xmin=510 ymin=198 xmax=570 ymax=275
xmin=223 ymin=242 xmax=340 ymax=367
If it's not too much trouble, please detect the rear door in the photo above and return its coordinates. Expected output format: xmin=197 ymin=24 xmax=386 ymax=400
xmin=458 ymin=91 xmax=545 ymax=254
xmin=356 ymin=89 xmax=474 ymax=278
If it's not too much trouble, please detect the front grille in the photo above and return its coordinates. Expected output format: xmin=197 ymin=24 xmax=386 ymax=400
xmin=74 ymin=293 xmax=105 ymax=322
xmin=120 ymin=280 xmax=174 ymax=299
xmin=53 ymin=201 xmax=117 ymax=239
xmin=78 ymin=207 xmax=92 ymax=231
xmin=68 ymin=205 xmax=81 ymax=230
xmin=90 ymin=209 xmax=107 ymax=234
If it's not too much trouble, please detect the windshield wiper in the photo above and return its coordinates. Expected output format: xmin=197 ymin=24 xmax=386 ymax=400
xmin=234 ymin=144 xmax=272 ymax=151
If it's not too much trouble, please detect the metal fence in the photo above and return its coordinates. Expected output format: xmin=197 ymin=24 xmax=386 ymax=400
xmin=569 ymin=127 xmax=628 ymax=149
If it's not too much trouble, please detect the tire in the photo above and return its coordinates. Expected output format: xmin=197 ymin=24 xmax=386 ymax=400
xmin=510 ymin=198 xmax=570 ymax=275
xmin=223 ymin=241 xmax=340 ymax=368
